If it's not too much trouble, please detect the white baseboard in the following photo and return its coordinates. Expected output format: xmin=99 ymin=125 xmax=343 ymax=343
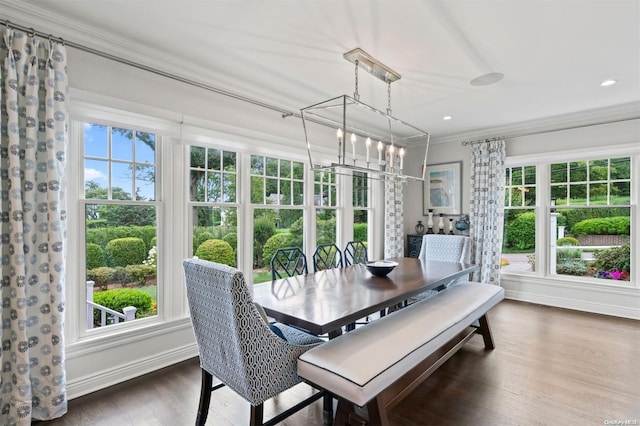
xmin=66 ymin=343 xmax=199 ymax=400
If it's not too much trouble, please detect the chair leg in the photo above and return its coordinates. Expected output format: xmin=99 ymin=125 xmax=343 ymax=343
xmin=196 ymin=369 xmax=213 ymax=426
xmin=250 ymin=403 xmax=264 ymax=426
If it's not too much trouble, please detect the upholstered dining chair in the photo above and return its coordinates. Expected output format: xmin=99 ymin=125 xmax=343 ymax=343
xmin=312 ymin=243 xmax=343 ymax=272
xmin=343 ymin=240 xmax=368 ymax=266
xmin=270 ymin=247 xmax=308 ymax=281
xmin=412 ymin=234 xmax=472 ymax=302
xmin=183 ymin=258 xmax=326 ymax=426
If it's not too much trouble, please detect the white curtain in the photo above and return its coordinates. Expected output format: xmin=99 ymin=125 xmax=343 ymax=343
xmin=1 ymin=27 xmax=69 ymax=423
xmin=469 ymin=140 xmax=506 ymax=285
xmin=384 ymin=154 xmax=404 ymax=258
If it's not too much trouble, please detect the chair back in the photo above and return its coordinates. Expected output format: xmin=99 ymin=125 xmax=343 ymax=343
xmin=312 ymin=243 xmax=343 ymax=272
xmin=418 ymin=234 xmax=471 ymax=263
xmin=183 ymin=258 xmax=316 ymax=405
xmin=344 ymin=240 xmax=368 ymax=265
xmin=270 ymin=247 xmax=308 ymax=280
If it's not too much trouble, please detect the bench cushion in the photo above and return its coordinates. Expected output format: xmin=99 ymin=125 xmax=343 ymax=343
xmin=297 ymin=282 xmax=504 ymax=406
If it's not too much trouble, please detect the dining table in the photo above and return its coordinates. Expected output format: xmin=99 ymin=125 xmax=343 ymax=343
xmin=252 ymin=257 xmax=480 ymax=338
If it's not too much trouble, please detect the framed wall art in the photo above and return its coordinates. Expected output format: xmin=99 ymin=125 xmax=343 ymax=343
xmin=423 ymin=161 xmax=462 ymax=215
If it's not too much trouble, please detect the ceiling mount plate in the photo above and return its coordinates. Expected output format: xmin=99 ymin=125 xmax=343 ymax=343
xmin=343 ymin=48 xmax=401 ymax=83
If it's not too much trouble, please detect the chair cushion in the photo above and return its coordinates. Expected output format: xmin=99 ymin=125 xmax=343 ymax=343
xmin=297 ymin=283 xmax=504 ymax=406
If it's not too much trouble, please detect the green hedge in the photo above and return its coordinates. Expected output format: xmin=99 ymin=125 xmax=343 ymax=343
xmin=557 ymin=237 xmax=579 ymax=246
xmin=504 ymin=211 xmax=536 ymax=250
xmin=262 ymin=233 xmax=296 ymax=267
xmin=93 ymin=289 xmax=153 ymax=322
xmin=105 ymin=237 xmax=147 ymax=267
xmin=193 ymin=231 xmax=214 ymax=254
xmin=86 ymin=243 xmax=105 ymax=270
xmin=353 ymin=223 xmax=368 ymax=242
xmin=572 ymin=217 xmax=630 ymax=236
xmin=195 ymin=239 xmax=235 ymax=267
xmin=87 ymin=225 xmax=156 ymax=252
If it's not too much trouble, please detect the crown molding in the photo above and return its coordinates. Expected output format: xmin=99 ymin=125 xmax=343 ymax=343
xmin=431 ymin=101 xmax=640 ymax=145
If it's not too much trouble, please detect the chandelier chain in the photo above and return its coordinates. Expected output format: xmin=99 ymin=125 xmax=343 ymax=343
xmin=354 ymin=60 xmax=360 ymax=101
xmin=387 ymin=81 xmax=392 ymax=115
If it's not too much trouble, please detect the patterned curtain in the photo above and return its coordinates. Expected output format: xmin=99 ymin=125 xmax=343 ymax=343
xmin=1 ymin=27 xmax=68 ymax=423
xmin=384 ymin=153 xmax=404 ymax=258
xmin=469 ymin=140 xmax=506 ymax=285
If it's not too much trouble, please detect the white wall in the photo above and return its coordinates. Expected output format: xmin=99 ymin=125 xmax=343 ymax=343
xmin=403 ymin=118 xmax=640 ymax=320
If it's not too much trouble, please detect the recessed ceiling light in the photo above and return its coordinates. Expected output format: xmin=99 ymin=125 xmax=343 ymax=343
xmin=601 ymin=79 xmax=617 ymax=87
xmin=470 ymin=72 xmax=504 ymax=86
xmin=443 ymin=115 xmax=453 ymax=120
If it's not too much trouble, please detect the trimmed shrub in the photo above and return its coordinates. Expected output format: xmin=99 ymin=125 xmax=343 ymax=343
xmin=195 ymin=239 xmax=235 ymax=267
xmin=105 ymin=237 xmax=147 ymax=267
xmin=593 ymin=244 xmax=630 ymax=273
xmin=222 ymin=232 xmax=238 ymax=254
xmin=87 ymin=266 xmax=117 ymax=290
xmin=93 ymin=289 xmax=153 ymax=322
xmin=572 ymin=216 xmax=630 ymax=236
xmin=86 ymin=225 xmax=156 ymax=251
xmin=504 ymin=211 xmax=536 ymax=250
xmin=262 ymin=233 xmax=296 ymax=267
xmin=557 ymin=247 xmax=582 ymax=261
xmin=556 ymin=260 xmax=588 ymax=276
xmin=86 ymin=243 xmax=105 ymax=270
xmin=354 ymin=223 xmax=368 ymax=242
xmin=557 ymin=237 xmax=579 ymax=246
xmin=316 ymin=218 xmax=337 ymax=245
xmin=193 ymin=231 xmax=214 ymax=254
xmin=125 ymin=264 xmax=157 ymax=285
xmin=254 ymin=219 xmax=277 ymax=267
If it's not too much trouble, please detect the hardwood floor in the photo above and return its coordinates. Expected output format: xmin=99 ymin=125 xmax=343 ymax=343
xmin=41 ymin=300 xmax=640 ymax=425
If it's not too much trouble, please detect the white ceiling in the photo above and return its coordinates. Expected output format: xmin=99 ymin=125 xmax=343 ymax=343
xmin=3 ymin=0 xmax=640 ymax=141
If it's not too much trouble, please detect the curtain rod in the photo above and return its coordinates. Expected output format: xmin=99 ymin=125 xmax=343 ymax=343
xmin=461 ymin=116 xmax=639 ymax=146
xmin=1 ymin=19 xmax=301 ymax=119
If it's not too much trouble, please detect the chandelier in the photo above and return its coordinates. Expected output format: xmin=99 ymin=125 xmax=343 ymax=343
xmin=300 ymin=48 xmax=430 ymax=181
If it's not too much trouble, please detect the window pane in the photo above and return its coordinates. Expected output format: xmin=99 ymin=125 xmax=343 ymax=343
xmin=252 ymin=208 xmax=304 ymax=284
xmin=190 ymin=170 xmax=205 ymax=202
xmin=251 ymin=155 xmax=264 ymax=174
xmin=589 ymin=159 xmax=608 ymax=181
xmin=223 ymin=173 xmax=236 ymax=203
xmin=589 ymin=183 xmax=608 ymax=205
xmin=292 ymin=182 xmax=304 ymax=205
xmin=354 ymin=209 xmax=369 ymax=245
xmin=502 ymin=209 xmax=536 ymax=273
xmin=316 ymin=209 xmax=336 ymax=245
xmin=190 ymin=146 xmax=206 ymax=169
xmin=612 ymin=181 xmax=631 ymax=204
xmin=266 ymin=158 xmax=279 ymax=177
xmin=611 ymin=157 xmax=631 ymax=180
xmin=524 ymin=166 xmax=536 ymax=185
xmin=570 ymin=161 xmax=587 ymax=182
xmin=292 ymin=161 xmax=304 ymax=180
xmin=207 ymin=149 xmax=221 ymax=171
xmin=207 ymin=172 xmax=221 ymax=202
xmin=85 ymin=160 xmax=109 ymax=198
xmin=135 ymin=165 xmax=156 ymax=201
xmin=511 ymin=167 xmax=523 ymax=186
xmin=329 ymin=186 xmax=337 ymax=207
xmin=550 ymin=163 xmax=567 ymax=183
xmin=524 ymin=187 xmax=536 ymax=206
xmin=85 ymin=204 xmax=158 ymax=330
xmin=192 ymin=206 xmax=237 ymax=263
xmin=280 ymin=160 xmax=291 ymax=178
xmin=280 ymin=180 xmax=291 ymax=204
xmin=111 ymin=162 xmax=133 ymax=200
xmin=569 ymin=184 xmax=586 ymax=205
xmin=266 ymin=178 xmax=278 ymax=204
xmin=84 ymin=124 xmax=108 ymax=158
xmin=223 ymin=151 xmax=236 ymax=172
xmin=250 ymin=176 xmax=264 ymax=204
xmin=112 ymin=128 xmax=133 ymax=161
xmin=135 ymin=131 xmax=155 ymax=163
xmin=551 ymin=185 xmax=567 ymax=205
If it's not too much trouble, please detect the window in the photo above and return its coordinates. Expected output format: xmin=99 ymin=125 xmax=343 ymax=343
xmin=502 ymin=166 xmax=536 ymax=273
xmin=550 ymin=157 xmax=631 ymax=281
xmin=315 ymin=171 xmax=338 ymax=246
xmin=251 ymin=155 xmax=306 ymax=283
xmin=189 ymin=146 xmax=238 ymax=267
xmin=353 ymin=171 xmax=370 ymax=248
xmin=83 ymin=123 xmax=159 ymax=329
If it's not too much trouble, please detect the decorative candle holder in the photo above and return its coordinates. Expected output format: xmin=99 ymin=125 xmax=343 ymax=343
xmin=437 ymin=213 xmax=445 ymax=234
xmin=426 ymin=209 xmax=434 ymax=234
xmin=415 ymin=221 xmax=425 ymax=235
xmin=448 ymin=218 xmax=454 ymax=235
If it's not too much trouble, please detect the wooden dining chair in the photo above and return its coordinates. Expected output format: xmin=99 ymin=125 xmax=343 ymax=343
xmin=343 ymin=240 xmax=368 ymax=265
xmin=312 ymin=243 xmax=343 ymax=272
xmin=270 ymin=247 xmax=308 ymax=280
xmin=183 ymin=258 xmax=326 ymax=426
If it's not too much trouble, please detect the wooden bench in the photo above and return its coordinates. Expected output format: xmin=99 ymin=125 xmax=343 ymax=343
xmin=297 ymin=282 xmax=505 ymax=426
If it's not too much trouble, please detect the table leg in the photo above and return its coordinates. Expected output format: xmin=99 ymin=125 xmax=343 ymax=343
xmin=323 ymin=393 xmax=334 ymax=425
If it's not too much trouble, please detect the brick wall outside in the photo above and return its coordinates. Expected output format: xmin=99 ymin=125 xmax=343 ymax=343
xmin=576 ymin=234 xmax=630 ymax=246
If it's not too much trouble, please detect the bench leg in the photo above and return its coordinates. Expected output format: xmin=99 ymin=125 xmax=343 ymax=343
xmin=477 ymin=313 xmax=495 ymax=350
xmin=365 ymin=396 xmax=389 ymax=426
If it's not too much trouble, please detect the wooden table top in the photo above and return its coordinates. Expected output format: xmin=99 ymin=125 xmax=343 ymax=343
xmin=253 ymin=257 xmax=479 ymax=336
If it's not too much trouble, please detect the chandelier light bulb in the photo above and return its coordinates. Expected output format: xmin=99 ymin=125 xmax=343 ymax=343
xmin=399 ymin=147 xmax=405 ymax=170
xmin=377 ymin=141 xmax=384 ymax=165
xmin=365 ymin=138 xmax=371 ymax=163
xmin=336 ymin=128 xmax=343 ymax=141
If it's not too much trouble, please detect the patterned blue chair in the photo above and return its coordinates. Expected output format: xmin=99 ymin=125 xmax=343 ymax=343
xmin=183 ymin=258 xmax=326 ymax=426
xmin=343 ymin=241 xmax=368 ymax=266
xmin=312 ymin=243 xmax=343 ymax=272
